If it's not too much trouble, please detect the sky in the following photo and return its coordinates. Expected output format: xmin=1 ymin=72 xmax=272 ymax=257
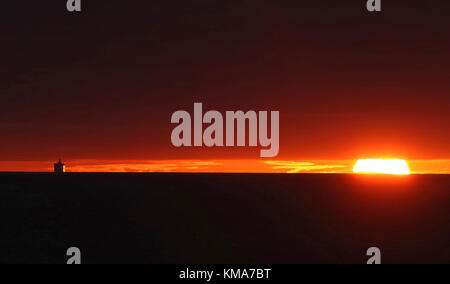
xmin=1 ymin=0 xmax=450 ymax=173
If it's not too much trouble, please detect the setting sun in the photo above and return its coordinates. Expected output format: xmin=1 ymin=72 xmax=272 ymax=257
xmin=353 ymin=159 xmax=411 ymax=175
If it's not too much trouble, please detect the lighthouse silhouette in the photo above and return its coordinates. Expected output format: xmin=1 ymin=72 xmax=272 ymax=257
xmin=54 ymin=159 xmax=66 ymax=173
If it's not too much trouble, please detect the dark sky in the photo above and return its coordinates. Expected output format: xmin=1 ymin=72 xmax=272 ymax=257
xmin=1 ymin=0 xmax=450 ymax=162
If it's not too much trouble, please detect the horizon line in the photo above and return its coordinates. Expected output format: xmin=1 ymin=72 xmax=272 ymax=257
xmin=0 ymin=159 xmax=449 ymax=174
xmin=0 ymin=171 xmax=448 ymax=176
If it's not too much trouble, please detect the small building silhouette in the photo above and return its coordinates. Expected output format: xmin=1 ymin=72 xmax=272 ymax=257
xmin=54 ymin=159 xmax=66 ymax=173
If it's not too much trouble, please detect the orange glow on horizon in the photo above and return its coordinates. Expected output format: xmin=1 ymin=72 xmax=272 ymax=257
xmin=353 ymin=159 xmax=411 ymax=175
xmin=0 ymin=159 xmax=449 ymax=174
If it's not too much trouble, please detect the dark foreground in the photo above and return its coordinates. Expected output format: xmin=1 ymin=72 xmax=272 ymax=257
xmin=0 ymin=173 xmax=449 ymax=264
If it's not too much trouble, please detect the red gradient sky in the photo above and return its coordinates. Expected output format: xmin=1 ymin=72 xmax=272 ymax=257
xmin=1 ymin=1 xmax=449 ymax=173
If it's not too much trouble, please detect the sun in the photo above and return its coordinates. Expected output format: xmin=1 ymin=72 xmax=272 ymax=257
xmin=353 ymin=159 xmax=410 ymax=175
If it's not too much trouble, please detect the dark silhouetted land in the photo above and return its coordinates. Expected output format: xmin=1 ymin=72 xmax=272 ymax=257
xmin=0 ymin=173 xmax=449 ymax=264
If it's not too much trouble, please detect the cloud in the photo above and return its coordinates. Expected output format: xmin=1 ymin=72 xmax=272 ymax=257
xmin=67 ymin=160 xmax=224 ymax=173
xmin=265 ymin=161 xmax=347 ymax=173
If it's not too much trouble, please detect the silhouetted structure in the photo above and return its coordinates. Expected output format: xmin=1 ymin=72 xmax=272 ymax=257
xmin=54 ymin=159 xmax=66 ymax=173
